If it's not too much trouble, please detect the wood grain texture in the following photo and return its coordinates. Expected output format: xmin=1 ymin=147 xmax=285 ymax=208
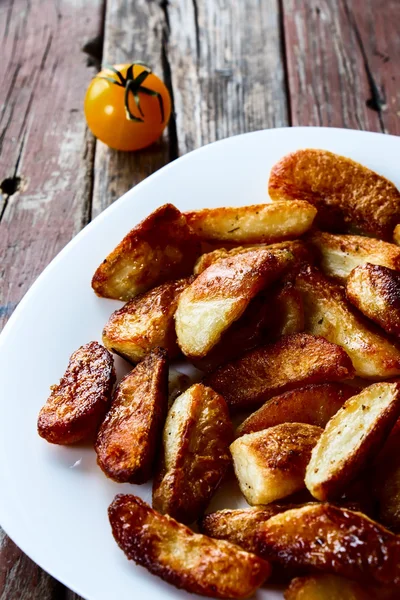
xmin=281 ymin=0 xmax=399 ymax=133
xmin=0 ymin=0 xmax=104 ymax=331
xmin=91 ymin=0 xmax=173 ymax=218
xmin=166 ymin=0 xmax=289 ymax=154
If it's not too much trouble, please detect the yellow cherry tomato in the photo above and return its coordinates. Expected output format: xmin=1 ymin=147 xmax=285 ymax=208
xmin=84 ymin=63 xmax=171 ymax=151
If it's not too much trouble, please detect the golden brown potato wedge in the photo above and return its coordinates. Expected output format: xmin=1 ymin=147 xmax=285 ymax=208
xmin=295 ymin=265 xmax=400 ymax=378
xmin=305 ymin=382 xmax=400 ymax=501
xmin=102 ymin=277 xmax=192 ymax=363
xmin=394 ymin=224 xmax=400 ymax=246
xmin=153 ymin=383 xmax=233 ymax=524
xmin=95 ymin=349 xmax=168 ymax=484
xmin=184 ymin=201 xmax=317 ymax=244
xmin=194 ymin=240 xmax=313 ymax=275
xmin=175 ymin=247 xmax=293 ymax=358
xmin=264 ymin=282 xmax=304 ymax=340
xmin=190 ymin=291 xmax=270 ymax=372
xmin=307 ymin=231 xmax=400 ymax=282
xmin=231 ymin=424 xmax=323 ymax=504
xmin=237 ymin=383 xmax=358 ymax=436
xmin=254 ymin=503 xmax=400 ymax=586
xmin=200 ymin=505 xmax=295 ymax=553
xmin=373 ymin=420 xmax=400 ymax=532
xmin=347 ymin=264 xmax=400 ymax=337
xmin=109 ymin=494 xmax=271 ymax=599
xmin=205 ymin=332 xmax=355 ymax=412
xmin=37 ymin=342 xmax=115 ymax=445
xmin=92 ymin=204 xmax=200 ymax=301
xmin=284 ymin=574 xmax=373 ymax=600
xmin=268 ymin=149 xmax=400 ymax=240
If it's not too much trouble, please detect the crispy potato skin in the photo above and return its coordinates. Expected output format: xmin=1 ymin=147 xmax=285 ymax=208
xmin=305 ymin=382 xmax=400 ymax=501
xmin=109 ymin=494 xmax=271 ymax=599
xmin=175 ymin=248 xmax=293 ymax=358
xmin=307 ymin=231 xmax=400 ymax=282
xmin=184 ymin=201 xmax=316 ymax=244
xmin=92 ymin=204 xmax=200 ymax=301
xmin=190 ymin=291 xmax=271 ymax=372
xmin=254 ymin=503 xmax=400 ymax=586
xmin=200 ymin=505 xmax=294 ymax=553
xmin=347 ymin=264 xmax=400 ymax=337
xmin=268 ymin=149 xmax=400 ymax=240
xmin=205 ymin=333 xmax=354 ymax=412
xmin=231 ymin=424 xmax=322 ymax=504
xmin=373 ymin=421 xmax=400 ymax=532
xmin=37 ymin=342 xmax=115 ymax=444
xmin=153 ymin=384 xmax=233 ymax=524
xmin=95 ymin=349 xmax=168 ymax=484
xmin=102 ymin=278 xmax=192 ymax=363
xmin=264 ymin=282 xmax=304 ymax=340
xmin=295 ymin=265 xmax=400 ymax=378
xmin=394 ymin=225 xmax=400 ymax=246
xmin=194 ymin=240 xmax=313 ymax=275
xmin=237 ymin=383 xmax=358 ymax=436
xmin=284 ymin=575 xmax=373 ymax=600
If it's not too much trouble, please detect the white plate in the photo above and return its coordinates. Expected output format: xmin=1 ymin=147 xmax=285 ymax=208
xmin=0 ymin=127 xmax=399 ymax=600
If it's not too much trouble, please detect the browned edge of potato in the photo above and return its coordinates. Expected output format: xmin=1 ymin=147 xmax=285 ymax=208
xmin=305 ymin=382 xmax=400 ymax=501
xmin=92 ymin=203 xmax=200 ymax=301
xmin=284 ymin=574 xmax=376 ymax=600
xmin=268 ymin=149 xmax=400 ymax=240
xmin=294 ymin=264 xmax=400 ymax=379
xmin=102 ymin=277 xmax=193 ymax=363
xmin=205 ymin=332 xmax=355 ymax=412
xmin=109 ymin=494 xmax=272 ymax=599
xmin=152 ymin=383 xmax=233 ymax=524
xmin=307 ymin=230 xmax=400 ymax=282
xmin=175 ymin=247 xmax=293 ymax=358
xmin=184 ymin=201 xmax=317 ymax=244
xmin=253 ymin=503 xmax=400 ymax=586
xmin=95 ymin=348 xmax=168 ymax=484
xmin=237 ymin=382 xmax=359 ymax=436
xmin=372 ymin=420 xmax=400 ymax=532
xmin=347 ymin=264 xmax=400 ymax=337
xmin=38 ymin=341 xmax=115 ymax=445
xmin=230 ymin=423 xmax=322 ymax=504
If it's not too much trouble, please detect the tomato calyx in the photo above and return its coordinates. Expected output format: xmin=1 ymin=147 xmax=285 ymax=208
xmin=98 ymin=63 xmax=165 ymax=123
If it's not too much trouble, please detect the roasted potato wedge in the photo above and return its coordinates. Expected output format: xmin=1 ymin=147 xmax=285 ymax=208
xmin=237 ymin=383 xmax=358 ymax=436
xmin=194 ymin=240 xmax=313 ymax=275
xmin=109 ymin=494 xmax=271 ymax=599
xmin=295 ymin=265 xmax=400 ymax=378
xmin=200 ymin=505 xmax=295 ymax=553
xmin=268 ymin=149 xmax=400 ymax=240
xmin=153 ymin=383 xmax=233 ymax=524
xmin=102 ymin=277 xmax=192 ymax=363
xmin=264 ymin=282 xmax=304 ymax=339
xmin=206 ymin=332 xmax=354 ymax=412
xmin=175 ymin=247 xmax=293 ymax=357
xmin=373 ymin=420 xmax=400 ymax=532
xmin=305 ymin=382 xmax=400 ymax=500
xmin=254 ymin=504 xmax=400 ymax=586
xmin=307 ymin=231 xmax=400 ymax=282
xmin=394 ymin=224 xmax=400 ymax=246
xmin=38 ymin=342 xmax=115 ymax=444
xmin=92 ymin=204 xmax=200 ymax=301
xmin=284 ymin=574 xmax=374 ymax=600
xmin=230 ymin=423 xmax=323 ymax=504
xmin=347 ymin=264 xmax=400 ymax=337
xmin=184 ymin=201 xmax=317 ymax=244
xmin=95 ymin=348 xmax=168 ymax=484
xmin=190 ymin=291 xmax=270 ymax=372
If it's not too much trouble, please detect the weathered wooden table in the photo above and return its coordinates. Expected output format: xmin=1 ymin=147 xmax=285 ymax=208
xmin=0 ymin=0 xmax=399 ymax=597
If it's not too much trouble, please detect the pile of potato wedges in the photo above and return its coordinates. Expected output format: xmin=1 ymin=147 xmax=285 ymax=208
xmin=38 ymin=149 xmax=400 ymax=599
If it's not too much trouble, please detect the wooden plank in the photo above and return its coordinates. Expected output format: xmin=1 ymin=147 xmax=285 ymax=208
xmin=91 ymin=0 xmax=173 ymax=217
xmin=0 ymin=0 xmax=103 ymax=598
xmin=166 ymin=0 xmax=289 ymax=154
xmin=281 ymin=0 xmax=398 ymax=133
xmin=0 ymin=0 xmax=104 ymax=332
